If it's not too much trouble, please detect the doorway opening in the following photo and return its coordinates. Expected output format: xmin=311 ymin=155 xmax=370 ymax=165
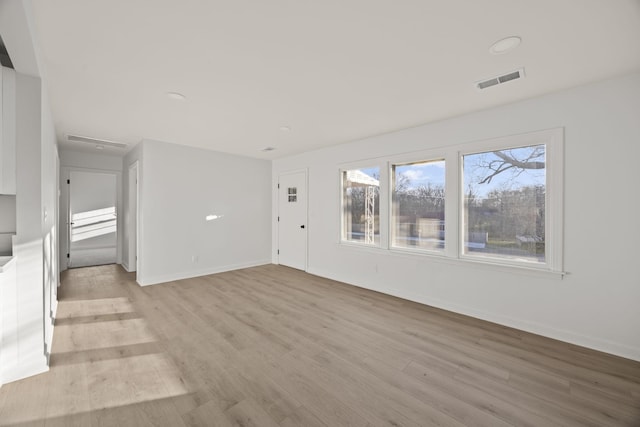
xmin=67 ymin=170 xmax=118 ymax=268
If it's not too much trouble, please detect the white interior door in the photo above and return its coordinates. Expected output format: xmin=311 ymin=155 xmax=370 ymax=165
xmin=68 ymin=171 xmax=117 ymax=268
xmin=278 ymin=171 xmax=307 ymax=270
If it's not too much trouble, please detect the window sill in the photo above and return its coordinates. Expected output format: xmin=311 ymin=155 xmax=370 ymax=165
xmin=338 ymin=241 xmax=565 ymax=280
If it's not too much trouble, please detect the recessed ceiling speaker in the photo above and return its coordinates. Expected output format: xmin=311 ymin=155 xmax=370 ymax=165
xmin=66 ymin=134 xmax=128 ymax=149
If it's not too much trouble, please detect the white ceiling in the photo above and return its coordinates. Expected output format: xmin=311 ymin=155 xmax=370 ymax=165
xmin=28 ymin=0 xmax=640 ymax=159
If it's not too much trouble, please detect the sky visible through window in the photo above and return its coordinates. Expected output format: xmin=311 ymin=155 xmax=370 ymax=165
xmin=357 ymin=145 xmax=545 ymax=196
xmin=464 ymin=146 xmax=546 ymax=197
xmin=359 ymin=167 xmax=379 ymax=180
xmin=395 ymin=161 xmax=445 ymax=189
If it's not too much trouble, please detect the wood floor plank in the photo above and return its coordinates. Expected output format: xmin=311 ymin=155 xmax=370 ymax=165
xmin=43 ymin=362 xmax=91 ymax=427
xmin=308 ymin=350 xmax=466 ymax=427
xmin=0 ymin=263 xmax=638 ymax=427
xmin=0 ymin=372 xmax=50 ymax=426
xmin=569 ymin=381 xmax=640 ymax=422
xmin=279 ymin=405 xmax=329 ymax=427
xmin=225 ymin=398 xmax=280 ymax=427
xmin=182 ymin=400 xmax=234 ymax=427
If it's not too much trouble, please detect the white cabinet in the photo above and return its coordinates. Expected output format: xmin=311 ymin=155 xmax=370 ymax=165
xmin=0 ymin=66 xmax=16 ymax=195
xmin=0 ymin=256 xmax=17 ymax=386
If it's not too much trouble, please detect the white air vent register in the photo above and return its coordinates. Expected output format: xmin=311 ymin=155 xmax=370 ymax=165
xmin=476 ymin=68 xmax=525 ymax=90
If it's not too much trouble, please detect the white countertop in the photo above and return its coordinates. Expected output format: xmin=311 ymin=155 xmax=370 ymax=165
xmin=0 ymin=256 xmax=16 ymax=273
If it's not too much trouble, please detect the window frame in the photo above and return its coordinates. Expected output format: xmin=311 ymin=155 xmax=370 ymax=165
xmin=339 ymin=163 xmax=387 ymax=248
xmin=337 ymin=128 xmax=564 ymax=275
xmin=389 ymin=155 xmax=448 ymax=256
xmin=457 ymin=129 xmax=563 ymax=272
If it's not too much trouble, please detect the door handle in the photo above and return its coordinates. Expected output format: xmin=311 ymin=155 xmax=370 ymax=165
xmin=300 ymin=225 xmax=305 ymax=229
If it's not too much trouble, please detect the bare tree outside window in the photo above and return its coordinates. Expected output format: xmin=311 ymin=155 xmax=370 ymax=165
xmin=392 ymin=160 xmax=445 ymax=250
xmin=463 ymin=144 xmax=546 ymax=262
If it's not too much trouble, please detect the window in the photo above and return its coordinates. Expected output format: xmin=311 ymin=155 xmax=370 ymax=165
xmin=462 ymin=145 xmax=546 ymax=264
xmin=338 ymin=128 xmax=563 ymax=273
xmin=342 ymin=167 xmax=380 ymax=245
xmin=392 ymin=159 xmax=445 ymax=251
xmin=288 ymin=187 xmax=297 ymax=202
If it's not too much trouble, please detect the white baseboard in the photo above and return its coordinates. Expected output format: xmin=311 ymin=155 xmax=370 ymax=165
xmin=307 ymin=266 xmax=640 ymax=363
xmin=138 ymin=259 xmax=272 ymax=286
xmin=1 ymin=354 xmax=48 ymax=385
xmin=48 ymin=297 xmax=59 ymax=366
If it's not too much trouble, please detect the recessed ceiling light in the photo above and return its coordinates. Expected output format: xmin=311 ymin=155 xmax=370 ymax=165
xmin=489 ymin=36 xmax=521 ymax=55
xmin=261 ymin=146 xmax=276 ymax=152
xmin=279 ymin=126 xmax=291 ymax=132
xmin=167 ymin=92 xmax=186 ymax=100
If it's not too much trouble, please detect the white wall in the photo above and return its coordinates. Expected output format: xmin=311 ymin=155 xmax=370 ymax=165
xmin=59 ymin=150 xmax=123 ymax=272
xmin=6 ymin=73 xmax=48 ymax=383
xmin=273 ymin=72 xmax=640 ymax=361
xmin=59 ymin=150 xmax=123 ymax=171
xmin=0 ymin=0 xmax=60 ymax=384
xmin=131 ymin=140 xmax=272 ymax=285
xmin=40 ymin=87 xmax=58 ymax=364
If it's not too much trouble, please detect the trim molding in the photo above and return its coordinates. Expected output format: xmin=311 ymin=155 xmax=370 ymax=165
xmin=138 ymin=259 xmax=272 ymax=286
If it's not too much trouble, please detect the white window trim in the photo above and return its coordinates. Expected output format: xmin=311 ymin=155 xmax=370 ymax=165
xmin=388 ymin=152 xmax=448 ymax=256
xmin=339 ymin=162 xmax=388 ymax=248
xmin=338 ymin=128 xmax=565 ymax=276
xmin=457 ymin=128 xmax=563 ymax=273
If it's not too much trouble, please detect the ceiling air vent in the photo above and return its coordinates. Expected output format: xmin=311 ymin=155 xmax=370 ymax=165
xmin=66 ymin=134 xmax=128 ymax=149
xmin=476 ymin=68 xmax=525 ymax=90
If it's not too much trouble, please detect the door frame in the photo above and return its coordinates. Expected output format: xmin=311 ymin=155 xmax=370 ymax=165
xmin=127 ymin=161 xmax=139 ymax=274
xmin=277 ymin=169 xmax=309 ymax=271
xmin=61 ymin=166 xmax=122 ymax=270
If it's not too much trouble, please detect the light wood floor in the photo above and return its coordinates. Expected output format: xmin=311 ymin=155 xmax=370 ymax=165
xmin=1 ymin=264 xmax=639 ymax=426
